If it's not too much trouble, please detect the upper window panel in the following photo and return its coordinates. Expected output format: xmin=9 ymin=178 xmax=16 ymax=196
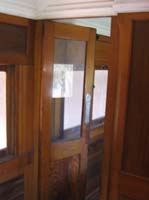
xmin=51 ymin=38 xmax=86 ymax=142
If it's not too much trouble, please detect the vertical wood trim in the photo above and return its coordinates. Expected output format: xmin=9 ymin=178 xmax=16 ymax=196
xmin=33 ymin=21 xmax=43 ymax=200
xmin=80 ymin=28 xmax=96 ymax=199
xmin=82 ymin=28 xmax=96 ymax=141
xmin=24 ymin=164 xmax=33 ymax=200
xmin=100 ymin=16 xmax=119 ymax=200
xmin=40 ymin=21 xmax=54 ymax=200
xmin=109 ymin=15 xmax=133 ymax=200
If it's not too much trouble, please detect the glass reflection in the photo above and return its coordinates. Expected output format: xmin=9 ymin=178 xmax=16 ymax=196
xmin=51 ymin=39 xmax=86 ymax=142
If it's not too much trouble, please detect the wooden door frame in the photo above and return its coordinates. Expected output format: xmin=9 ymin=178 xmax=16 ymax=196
xmin=109 ymin=13 xmax=149 ymax=200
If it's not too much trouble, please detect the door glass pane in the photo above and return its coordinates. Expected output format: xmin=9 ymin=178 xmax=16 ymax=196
xmin=91 ymin=70 xmax=108 ymax=128
xmin=51 ymin=39 xmax=86 ymax=142
xmin=0 ymin=72 xmax=7 ymax=149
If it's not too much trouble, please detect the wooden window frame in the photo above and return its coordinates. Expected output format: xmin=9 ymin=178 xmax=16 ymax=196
xmin=0 ymin=65 xmax=16 ymax=159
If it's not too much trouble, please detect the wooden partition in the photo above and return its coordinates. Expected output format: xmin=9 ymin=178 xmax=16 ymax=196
xmin=109 ymin=13 xmax=149 ymax=200
xmin=0 ymin=14 xmax=35 ymax=200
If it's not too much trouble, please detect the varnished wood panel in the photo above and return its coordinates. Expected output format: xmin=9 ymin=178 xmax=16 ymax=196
xmin=0 ymin=176 xmax=24 ymax=200
xmin=119 ymin=173 xmax=149 ymax=200
xmin=95 ymin=36 xmax=110 ymax=68
xmin=0 ymin=24 xmax=26 ymax=53
xmin=122 ymin=21 xmax=149 ymax=178
xmin=100 ymin=17 xmax=119 ymax=200
xmin=54 ymin=22 xmax=90 ymax=41
xmin=40 ymin=21 xmax=96 ymax=200
xmin=15 ymin=65 xmax=34 ymax=154
xmin=51 ymin=139 xmax=82 ymax=161
xmin=86 ymin=135 xmax=103 ymax=196
xmin=109 ymin=13 xmax=149 ymax=200
xmin=119 ymin=197 xmax=133 ymax=200
xmin=0 ymin=153 xmax=33 ymax=183
xmin=0 ymin=14 xmax=34 ymax=65
xmin=48 ymin=155 xmax=80 ymax=200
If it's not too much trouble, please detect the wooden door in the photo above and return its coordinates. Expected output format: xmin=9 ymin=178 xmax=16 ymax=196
xmin=109 ymin=13 xmax=149 ymax=200
xmin=40 ymin=21 xmax=96 ymax=200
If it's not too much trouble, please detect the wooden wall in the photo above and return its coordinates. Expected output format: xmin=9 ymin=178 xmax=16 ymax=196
xmin=0 ymin=14 xmax=111 ymax=200
xmin=109 ymin=13 xmax=149 ymax=200
xmin=95 ymin=35 xmax=110 ymax=68
xmin=0 ymin=14 xmax=35 ymax=200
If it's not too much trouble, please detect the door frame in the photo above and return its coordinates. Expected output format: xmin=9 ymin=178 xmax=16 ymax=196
xmin=109 ymin=13 xmax=149 ymax=200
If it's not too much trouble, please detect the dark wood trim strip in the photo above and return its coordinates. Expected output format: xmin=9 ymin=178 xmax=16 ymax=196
xmin=0 ymin=13 xmax=31 ymax=26
xmin=0 ymin=152 xmax=33 ymax=183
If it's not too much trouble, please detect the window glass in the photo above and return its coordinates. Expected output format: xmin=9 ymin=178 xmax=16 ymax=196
xmin=92 ymin=70 xmax=108 ymax=128
xmin=51 ymin=39 xmax=86 ymax=142
xmin=0 ymin=72 xmax=7 ymax=149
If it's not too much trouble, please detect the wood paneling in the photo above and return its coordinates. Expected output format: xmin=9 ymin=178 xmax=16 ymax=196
xmin=15 ymin=65 xmax=34 ymax=154
xmin=0 ymin=24 xmax=26 ymax=53
xmin=119 ymin=173 xmax=149 ymax=200
xmin=120 ymin=197 xmax=134 ymax=200
xmin=51 ymin=139 xmax=82 ymax=161
xmin=100 ymin=17 xmax=119 ymax=200
xmin=33 ymin=21 xmax=43 ymax=200
xmin=0 ymin=14 xmax=34 ymax=65
xmin=54 ymin=22 xmax=90 ymax=41
xmin=95 ymin=36 xmax=110 ymax=68
xmin=0 ymin=153 xmax=32 ymax=183
xmin=0 ymin=176 xmax=24 ymax=200
xmin=122 ymin=21 xmax=149 ymax=178
xmin=86 ymin=135 xmax=103 ymax=196
xmin=109 ymin=13 xmax=149 ymax=200
xmin=40 ymin=21 xmax=96 ymax=200
xmin=48 ymin=155 xmax=80 ymax=200
xmin=0 ymin=14 xmax=35 ymax=200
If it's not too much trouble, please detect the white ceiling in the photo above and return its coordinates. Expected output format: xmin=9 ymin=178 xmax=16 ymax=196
xmin=0 ymin=0 xmax=149 ymax=19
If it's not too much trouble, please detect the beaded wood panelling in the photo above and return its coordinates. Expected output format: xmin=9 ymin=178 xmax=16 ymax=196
xmin=0 ymin=176 xmax=24 ymax=200
xmin=122 ymin=21 xmax=149 ymax=178
xmin=0 ymin=23 xmax=26 ymax=54
xmin=86 ymin=135 xmax=104 ymax=196
xmin=48 ymin=155 xmax=80 ymax=200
